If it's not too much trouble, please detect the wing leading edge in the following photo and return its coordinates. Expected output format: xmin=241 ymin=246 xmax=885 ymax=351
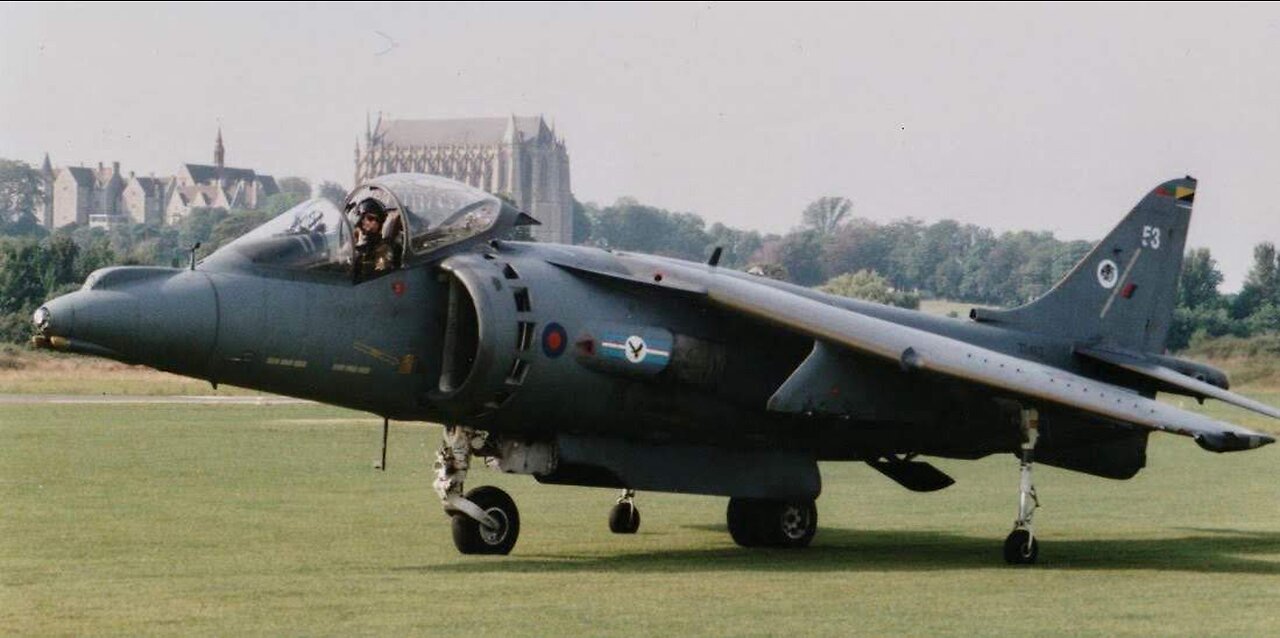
xmin=705 ymin=272 xmax=1275 ymax=453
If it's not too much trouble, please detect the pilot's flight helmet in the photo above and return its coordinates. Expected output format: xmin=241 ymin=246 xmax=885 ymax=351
xmin=356 ymin=198 xmax=386 ymax=220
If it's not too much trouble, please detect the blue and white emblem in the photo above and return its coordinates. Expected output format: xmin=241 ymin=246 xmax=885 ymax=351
xmin=623 ymin=335 xmax=649 ymax=363
xmin=597 ymin=329 xmax=672 ymax=373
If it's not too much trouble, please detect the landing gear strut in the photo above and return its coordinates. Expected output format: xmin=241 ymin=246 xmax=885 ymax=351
xmin=726 ymin=497 xmax=817 ymax=548
xmin=608 ymin=489 xmax=641 ymax=534
xmin=434 ymin=426 xmax=519 ymax=555
xmin=1003 ymin=408 xmax=1040 ymax=565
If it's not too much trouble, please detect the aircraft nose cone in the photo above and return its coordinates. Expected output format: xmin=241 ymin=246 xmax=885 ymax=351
xmin=34 ymin=292 xmax=81 ymax=342
xmin=33 ymin=267 xmax=218 ymax=376
xmin=32 ymin=285 xmax=134 ymax=359
xmin=32 ymin=305 xmax=51 ymax=333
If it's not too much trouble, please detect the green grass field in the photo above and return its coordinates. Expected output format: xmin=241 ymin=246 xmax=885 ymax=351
xmin=919 ymin=298 xmax=986 ymax=318
xmin=0 ymin=348 xmax=262 ymax=396
xmin=3 ymin=399 xmax=1279 ymax=636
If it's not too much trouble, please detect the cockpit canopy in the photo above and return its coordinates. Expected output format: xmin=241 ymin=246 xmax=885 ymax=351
xmin=346 ymin=173 xmax=504 ymax=255
xmin=208 ymin=198 xmax=349 ymax=273
xmin=204 ymin=174 xmax=530 ymax=277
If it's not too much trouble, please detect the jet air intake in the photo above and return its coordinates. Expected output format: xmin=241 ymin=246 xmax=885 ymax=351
xmin=430 ymin=257 xmax=525 ymax=418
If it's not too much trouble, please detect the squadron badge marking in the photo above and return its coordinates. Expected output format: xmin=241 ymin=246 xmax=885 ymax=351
xmin=623 ymin=335 xmax=647 ymax=363
xmin=1096 ymin=259 xmax=1118 ymax=289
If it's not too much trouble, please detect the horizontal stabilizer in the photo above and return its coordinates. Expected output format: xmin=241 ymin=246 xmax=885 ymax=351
xmin=1077 ymin=346 xmax=1280 ymax=421
xmin=866 ymin=456 xmax=956 ymax=492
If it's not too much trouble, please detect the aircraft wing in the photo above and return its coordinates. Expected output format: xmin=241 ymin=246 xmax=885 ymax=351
xmin=705 ymin=272 xmax=1275 ymax=453
xmin=1076 ymin=345 xmax=1280 ymax=420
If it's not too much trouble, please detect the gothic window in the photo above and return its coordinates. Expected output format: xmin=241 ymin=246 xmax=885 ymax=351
xmin=520 ymin=155 xmax=533 ymax=202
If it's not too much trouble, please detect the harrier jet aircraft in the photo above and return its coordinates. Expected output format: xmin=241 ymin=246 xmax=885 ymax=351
xmin=32 ymin=174 xmax=1277 ymax=564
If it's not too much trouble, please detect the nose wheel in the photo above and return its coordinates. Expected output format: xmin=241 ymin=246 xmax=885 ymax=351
xmin=450 ymin=485 xmax=520 ymax=555
xmin=433 ymin=426 xmax=521 ymax=555
xmin=608 ymin=490 xmax=641 ymax=534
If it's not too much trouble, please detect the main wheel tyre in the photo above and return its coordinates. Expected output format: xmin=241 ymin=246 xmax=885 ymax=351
xmin=451 ymin=486 xmax=520 ymax=555
xmin=762 ymin=499 xmax=818 ymax=548
xmin=727 ymin=498 xmax=817 ymax=548
xmin=1002 ymin=529 xmax=1039 ymax=565
xmin=726 ymin=498 xmax=763 ymax=547
xmin=608 ymin=502 xmax=641 ymax=534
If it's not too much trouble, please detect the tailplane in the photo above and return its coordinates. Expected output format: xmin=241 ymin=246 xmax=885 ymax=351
xmin=971 ymin=177 xmax=1195 ymax=353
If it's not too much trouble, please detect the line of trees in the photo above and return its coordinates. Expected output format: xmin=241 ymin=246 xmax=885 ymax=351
xmin=572 ymin=195 xmax=1278 ymax=348
xmin=1171 ymin=245 xmax=1280 ymax=349
xmin=575 ymin=195 xmax=1094 ymax=306
xmin=2 ymin=156 xmax=1276 ymax=350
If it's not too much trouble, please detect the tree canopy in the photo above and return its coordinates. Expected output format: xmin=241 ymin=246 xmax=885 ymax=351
xmin=801 ymin=196 xmax=853 ymax=235
xmin=819 ymin=270 xmax=920 ymax=309
xmin=277 ymin=176 xmax=312 ymax=199
xmin=318 ymin=181 xmax=347 ymax=208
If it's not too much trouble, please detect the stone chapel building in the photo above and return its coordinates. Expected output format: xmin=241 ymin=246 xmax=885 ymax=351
xmin=354 ymin=114 xmax=574 ymax=244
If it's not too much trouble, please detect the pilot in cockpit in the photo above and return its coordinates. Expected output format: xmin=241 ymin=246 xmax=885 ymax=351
xmin=353 ymin=199 xmax=401 ymax=275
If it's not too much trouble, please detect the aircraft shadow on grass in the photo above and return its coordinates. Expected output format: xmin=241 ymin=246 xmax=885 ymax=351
xmin=407 ymin=527 xmax=1280 ymax=575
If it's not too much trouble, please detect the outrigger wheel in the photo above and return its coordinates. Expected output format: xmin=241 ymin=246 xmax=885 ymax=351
xmin=608 ymin=502 xmax=641 ymax=534
xmin=450 ymin=486 xmax=520 ymax=555
xmin=1003 ymin=529 xmax=1039 ymax=565
xmin=608 ymin=489 xmax=641 ymax=534
xmin=726 ymin=497 xmax=817 ymax=548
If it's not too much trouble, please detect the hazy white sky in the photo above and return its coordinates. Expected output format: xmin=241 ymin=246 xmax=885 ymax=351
xmin=3 ymin=2 xmax=1277 ymax=289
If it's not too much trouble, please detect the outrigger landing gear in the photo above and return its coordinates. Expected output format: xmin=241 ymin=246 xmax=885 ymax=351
xmin=434 ymin=426 xmax=519 ymax=555
xmin=1003 ymin=408 xmax=1041 ymax=565
xmin=608 ymin=489 xmax=641 ymax=534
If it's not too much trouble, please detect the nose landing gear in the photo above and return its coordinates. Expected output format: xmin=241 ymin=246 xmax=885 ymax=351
xmin=434 ymin=426 xmax=520 ymax=555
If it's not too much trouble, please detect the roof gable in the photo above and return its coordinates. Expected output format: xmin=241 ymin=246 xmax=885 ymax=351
xmin=60 ymin=166 xmax=95 ymax=187
xmin=183 ymin=163 xmax=259 ymax=185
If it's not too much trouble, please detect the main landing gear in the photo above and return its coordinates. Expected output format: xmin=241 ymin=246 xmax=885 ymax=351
xmin=433 ymin=426 xmax=520 ymax=555
xmin=609 ymin=489 xmax=641 ymax=534
xmin=726 ymin=497 xmax=818 ymax=548
xmin=1004 ymin=408 xmax=1041 ymax=565
xmin=428 ymin=415 xmax=1042 ymax=562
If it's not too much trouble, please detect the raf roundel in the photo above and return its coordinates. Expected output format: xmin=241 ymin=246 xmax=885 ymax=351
xmin=542 ymin=322 xmax=568 ymax=358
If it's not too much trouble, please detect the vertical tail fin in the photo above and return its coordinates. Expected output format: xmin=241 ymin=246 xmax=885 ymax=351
xmin=971 ymin=177 xmax=1195 ymax=353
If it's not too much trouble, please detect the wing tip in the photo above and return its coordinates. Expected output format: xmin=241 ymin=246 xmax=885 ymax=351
xmin=1194 ymin=431 xmax=1275 ymax=453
